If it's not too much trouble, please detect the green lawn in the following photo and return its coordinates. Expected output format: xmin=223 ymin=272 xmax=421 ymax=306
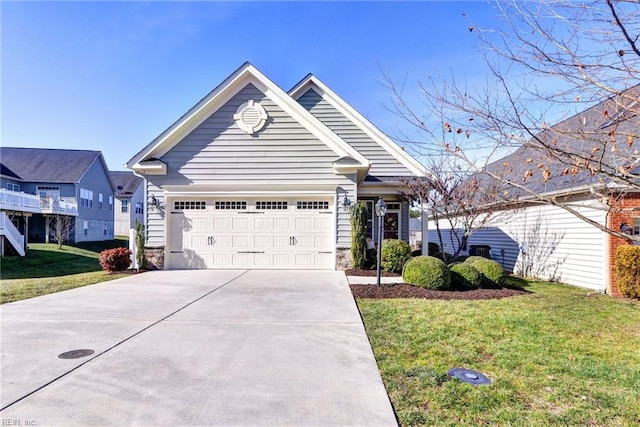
xmin=356 ymin=279 xmax=640 ymax=426
xmin=1 ymin=239 xmax=131 ymax=303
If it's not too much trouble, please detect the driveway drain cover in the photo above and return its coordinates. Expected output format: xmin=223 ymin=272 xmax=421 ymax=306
xmin=447 ymin=368 xmax=491 ymax=385
xmin=58 ymin=349 xmax=95 ymax=359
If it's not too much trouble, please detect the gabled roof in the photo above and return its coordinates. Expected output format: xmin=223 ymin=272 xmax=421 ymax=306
xmin=0 ymin=147 xmax=111 ymax=185
xmin=289 ymin=74 xmax=429 ymax=177
xmin=110 ymin=171 xmax=143 ymax=196
xmin=126 ymin=62 xmax=371 ymax=176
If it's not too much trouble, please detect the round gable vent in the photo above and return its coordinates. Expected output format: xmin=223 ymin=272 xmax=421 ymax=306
xmin=233 ymin=100 xmax=268 ymax=134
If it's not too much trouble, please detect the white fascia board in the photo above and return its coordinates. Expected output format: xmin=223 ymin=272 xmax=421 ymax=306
xmin=162 ymin=184 xmax=341 ymax=194
xmin=290 ymin=75 xmax=430 ymax=178
xmin=126 ymin=63 xmax=370 ymax=171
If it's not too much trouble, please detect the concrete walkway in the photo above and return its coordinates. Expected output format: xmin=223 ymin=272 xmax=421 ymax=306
xmin=0 ymin=270 xmax=397 ymax=426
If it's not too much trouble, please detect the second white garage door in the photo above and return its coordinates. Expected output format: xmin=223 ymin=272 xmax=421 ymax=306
xmin=169 ymin=198 xmax=334 ymax=269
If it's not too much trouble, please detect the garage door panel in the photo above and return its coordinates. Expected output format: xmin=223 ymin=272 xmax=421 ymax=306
xmin=253 ymin=235 xmax=272 ymax=248
xmin=170 ymin=198 xmax=333 ymax=269
xmin=232 ymin=217 xmax=250 ymax=230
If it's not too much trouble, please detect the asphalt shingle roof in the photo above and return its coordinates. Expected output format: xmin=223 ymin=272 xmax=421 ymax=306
xmin=483 ymin=86 xmax=640 ymax=197
xmin=109 ymin=171 xmax=143 ymax=196
xmin=0 ymin=147 xmax=102 ymax=183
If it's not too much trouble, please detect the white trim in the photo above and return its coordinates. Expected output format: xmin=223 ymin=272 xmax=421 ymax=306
xmin=126 ymin=63 xmax=370 ymax=172
xmin=290 ymin=75 xmax=429 ymax=177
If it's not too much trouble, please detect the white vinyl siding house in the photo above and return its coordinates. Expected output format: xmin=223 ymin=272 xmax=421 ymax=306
xmin=127 ymin=63 xmax=428 ymax=270
xmin=428 ymin=200 xmax=608 ymax=291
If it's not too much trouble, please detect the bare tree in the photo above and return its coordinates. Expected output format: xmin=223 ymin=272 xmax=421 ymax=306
xmin=403 ymin=159 xmax=507 ymax=262
xmin=49 ymin=215 xmax=74 ymax=248
xmin=384 ymin=0 xmax=640 ymax=240
xmin=513 ymin=214 xmax=566 ymax=282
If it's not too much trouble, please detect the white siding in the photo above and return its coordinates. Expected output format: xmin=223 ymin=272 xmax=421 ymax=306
xmin=297 ymin=89 xmax=413 ymax=177
xmin=146 ymin=84 xmax=356 ymax=248
xmin=428 ymin=201 xmax=608 ymax=291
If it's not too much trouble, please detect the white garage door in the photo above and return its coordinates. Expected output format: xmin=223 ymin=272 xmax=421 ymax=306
xmin=169 ymin=198 xmax=334 ymax=269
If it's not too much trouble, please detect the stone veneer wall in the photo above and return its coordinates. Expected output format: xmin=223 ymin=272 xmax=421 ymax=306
xmin=606 ymin=193 xmax=640 ymax=297
xmin=144 ymin=246 xmax=164 ymax=270
xmin=336 ymin=247 xmax=353 ymax=270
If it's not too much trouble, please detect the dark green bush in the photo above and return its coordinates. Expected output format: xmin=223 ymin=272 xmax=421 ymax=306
xmin=615 ymin=245 xmax=640 ymax=298
xmin=427 ymin=242 xmax=441 ymax=254
xmin=450 ymin=263 xmax=482 ymax=290
xmin=467 ymin=258 xmax=506 ymax=288
xmin=350 ymin=202 xmax=368 ymax=269
xmin=402 ymin=256 xmax=451 ymax=290
xmin=381 ymin=239 xmax=412 ymax=273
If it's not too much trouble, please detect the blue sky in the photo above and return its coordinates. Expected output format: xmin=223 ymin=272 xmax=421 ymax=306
xmin=2 ymin=1 xmax=499 ymax=171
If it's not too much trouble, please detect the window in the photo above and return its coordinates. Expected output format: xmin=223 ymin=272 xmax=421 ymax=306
xmin=297 ymin=201 xmax=329 ymax=210
xmin=135 ymin=201 xmax=144 ymax=214
xmin=83 ymin=221 xmax=88 ymax=236
xmin=215 ymin=201 xmax=247 ymax=210
xmin=121 ymin=199 xmax=129 ymax=213
xmin=99 ymin=193 xmax=103 ymax=209
xmin=6 ymin=183 xmax=19 ymax=192
xmin=80 ymin=188 xmax=93 ymax=208
xmin=109 ymin=196 xmax=113 ymax=211
xmin=37 ymin=186 xmax=60 ymax=200
xmin=103 ymin=222 xmax=108 ymax=236
xmin=174 ymin=201 xmax=206 ymax=210
xmin=256 ymin=201 xmax=288 ymax=210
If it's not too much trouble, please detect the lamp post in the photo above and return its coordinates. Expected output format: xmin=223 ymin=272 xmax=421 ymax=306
xmin=375 ymin=197 xmax=387 ymax=286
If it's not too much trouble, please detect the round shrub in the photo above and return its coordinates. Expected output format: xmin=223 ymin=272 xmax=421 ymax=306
xmin=402 ymin=256 xmax=451 ymax=290
xmin=381 ymin=239 xmax=412 ymax=273
xmin=470 ymin=258 xmax=506 ymax=288
xmin=450 ymin=263 xmax=482 ymax=290
xmin=99 ymin=247 xmax=132 ymax=272
xmin=464 ymin=256 xmax=488 ymax=266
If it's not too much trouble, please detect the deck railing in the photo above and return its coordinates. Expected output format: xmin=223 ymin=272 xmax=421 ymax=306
xmin=40 ymin=197 xmax=78 ymax=216
xmin=0 ymin=212 xmax=25 ymax=256
xmin=0 ymin=189 xmax=41 ymax=213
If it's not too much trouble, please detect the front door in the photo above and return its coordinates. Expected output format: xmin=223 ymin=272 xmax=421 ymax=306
xmin=384 ymin=212 xmax=399 ymax=239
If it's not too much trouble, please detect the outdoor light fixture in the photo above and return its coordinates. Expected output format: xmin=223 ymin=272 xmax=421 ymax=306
xmin=375 ymin=197 xmax=387 ymax=286
xmin=343 ymin=196 xmax=352 ymax=211
xmin=620 ymin=221 xmax=632 ymax=235
xmin=149 ymin=195 xmax=160 ymax=210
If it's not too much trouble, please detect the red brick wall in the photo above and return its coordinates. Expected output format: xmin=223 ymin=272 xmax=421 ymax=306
xmin=607 ymin=193 xmax=640 ymax=297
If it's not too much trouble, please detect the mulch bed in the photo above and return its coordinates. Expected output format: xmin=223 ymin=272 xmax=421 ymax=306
xmin=345 ymin=268 xmax=401 ymax=277
xmin=350 ymin=283 xmax=530 ymax=300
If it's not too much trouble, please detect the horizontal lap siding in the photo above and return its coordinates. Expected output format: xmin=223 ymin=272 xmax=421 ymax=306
xmin=297 ymin=89 xmax=412 ymax=177
xmin=428 ymin=201 xmax=607 ymax=290
xmin=146 ymin=83 xmax=355 ymax=247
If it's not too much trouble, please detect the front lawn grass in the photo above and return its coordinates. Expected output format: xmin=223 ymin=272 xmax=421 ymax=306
xmin=356 ymin=279 xmax=640 ymax=426
xmin=1 ymin=238 xmax=131 ymax=303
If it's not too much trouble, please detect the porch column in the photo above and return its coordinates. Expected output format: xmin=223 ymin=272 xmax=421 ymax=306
xmin=45 ymin=216 xmax=50 ymax=244
xmin=421 ymin=200 xmax=429 ymax=256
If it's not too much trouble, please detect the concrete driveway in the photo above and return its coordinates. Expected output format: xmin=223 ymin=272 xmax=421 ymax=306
xmin=0 ymin=270 xmax=397 ymax=426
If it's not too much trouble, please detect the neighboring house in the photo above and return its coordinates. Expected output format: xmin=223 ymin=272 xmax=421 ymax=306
xmin=0 ymin=148 xmax=115 ymax=255
xmin=110 ymin=171 xmax=144 ymax=236
xmin=427 ymin=87 xmax=640 ymax=297
xmin=126 ymin=62 xmax=428 ymax=270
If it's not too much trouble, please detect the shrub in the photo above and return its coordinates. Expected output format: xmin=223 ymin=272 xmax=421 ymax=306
xmin=350 ymin=202 xmax=369 ymax=269
xmin=615 ymin=245 xmax=640 ymax=298
xmin=468 ymin=258 xmax=506 ymax=288
xmin=381 ymin=239 xmax=412 ymax=273
xmin=465 ymin=256 xmax=488 ymax=265
xmin=427 ymin=242 xmax=441 ymax=254
xmin=99 ymin=247 xmax=132 ymax=272
xmin=450 ymin=263 xmax=482 ymax=290
xmin=403 ymin=256 xmax=451 ymax=290
xmin=135 ymin=220 xmax=147 ymax=270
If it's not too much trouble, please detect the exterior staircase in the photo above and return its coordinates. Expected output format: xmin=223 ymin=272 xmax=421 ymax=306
xmin=0 ymin=212 xmax=25 ymax=256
